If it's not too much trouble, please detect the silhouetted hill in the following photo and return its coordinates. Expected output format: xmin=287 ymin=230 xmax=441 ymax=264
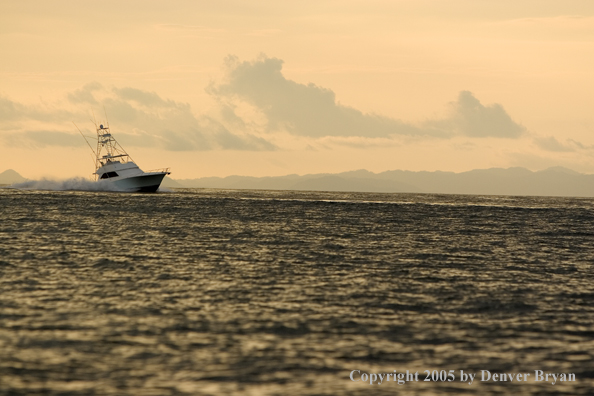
xmin=161 ymin=176 xmax=185 ymax=188
xmin=172 ymin=167 xmax=594 ymax=197
xmin=0 ymin=169 xmax=27 ymax=185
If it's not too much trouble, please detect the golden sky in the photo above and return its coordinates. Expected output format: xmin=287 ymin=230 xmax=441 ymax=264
xmin=1 ymin=1 xmax=593 ymax=179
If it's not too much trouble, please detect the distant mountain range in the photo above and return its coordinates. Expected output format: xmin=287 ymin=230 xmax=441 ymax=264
xmin=4 ymin=167 xmax=594 ymax=197
xmin=168 ymin=166 xmax=594 ymax=197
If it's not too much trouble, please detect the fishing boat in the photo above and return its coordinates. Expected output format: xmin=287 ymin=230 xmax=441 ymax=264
xmin=78 ymin=120 xmax=170 ymax=192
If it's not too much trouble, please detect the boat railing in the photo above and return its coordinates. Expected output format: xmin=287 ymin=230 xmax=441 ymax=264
xmin=146 ymin=167 xmax=171 ymax=174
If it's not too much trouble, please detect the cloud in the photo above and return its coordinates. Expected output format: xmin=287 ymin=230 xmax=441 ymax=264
xmin=534 ymin=136 xmax=574 ymax=152
xmin=534 ymin=136 xmax=594 ymax=153
xmin=0 ymin=95 xmax=26 ymax=122
xmin=212 ymin=124 xmax=276 ymax=151
xmin=155 ymin=24 xmax=226 ymax=34
xmin=207 ymin=55 xmax=429 ymax=138
xmin=0 ymin=96 xmax=80 ymax=149
xmin=318 ymin=136 xmax=400 ymax=149
xmin=67 ymin=82 xmax=102 ymax=105
xmin=208 ymin=55 xmax=525 ymax=140
xmin=427 ymin=91 xmax=526 ymax=138
xmin=112 ymin=86 xmax=179 ymax=108
xmin=100 ymin=91 xmax=212 ymax=151
xmin=1 ymin=85 xmax=277 ymax=152
xmin=106 ymin=88 xmax=275 ymax=151
xmin=0 ymin=95 xmax=74 ymax=124
xmin=496 ymin=15 xmax=594 ymax=33
xmin=3 ymin=130 xmax=85 ymax=148
xmin=0 ymin=55 xmax=527 ymax=153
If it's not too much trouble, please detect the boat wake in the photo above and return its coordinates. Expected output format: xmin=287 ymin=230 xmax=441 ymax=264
xmin=8 ymin=177 xmax=125 ymax=192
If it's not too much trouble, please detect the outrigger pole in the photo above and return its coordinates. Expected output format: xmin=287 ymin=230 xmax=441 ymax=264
xmin=73 ymin=122 xmax=96 ymax=166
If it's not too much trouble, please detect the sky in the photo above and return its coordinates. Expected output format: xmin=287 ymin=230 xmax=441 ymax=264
xmin=1 ymin=0 xmax=594 ymax=179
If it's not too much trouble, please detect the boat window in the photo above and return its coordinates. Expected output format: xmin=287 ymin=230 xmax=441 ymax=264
xmin=100 ymin=171 xmax=119 ymax=179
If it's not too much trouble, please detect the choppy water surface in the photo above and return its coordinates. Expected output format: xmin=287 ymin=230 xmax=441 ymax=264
xmin=1 ymin=188 xmax=593 ymax=395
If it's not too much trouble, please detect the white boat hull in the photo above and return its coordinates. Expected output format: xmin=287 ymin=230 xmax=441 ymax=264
xmin=110 ymin=173 xmax=168 ymax=192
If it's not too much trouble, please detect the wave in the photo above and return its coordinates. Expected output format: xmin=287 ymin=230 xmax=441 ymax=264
xmin=7 ymin=177 xmax=124 ymax=192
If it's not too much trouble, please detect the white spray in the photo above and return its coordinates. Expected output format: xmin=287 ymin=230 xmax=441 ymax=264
xmin=7 ymin=177 xmax=125 ymax=192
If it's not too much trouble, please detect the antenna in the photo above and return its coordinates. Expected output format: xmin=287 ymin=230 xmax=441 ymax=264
xmin=91 ymin=110 xmax=98 ymax=129
xmin=103 ymin=105 xmax=111 ymax=130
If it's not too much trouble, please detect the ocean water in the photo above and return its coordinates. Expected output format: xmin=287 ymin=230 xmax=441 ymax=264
xmin=1 ymin=187 xmax=593 ymax=395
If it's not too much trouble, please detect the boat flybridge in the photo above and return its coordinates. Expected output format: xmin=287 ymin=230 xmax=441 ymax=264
xmin=82 ymin=121 xmax=170 ymax=192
